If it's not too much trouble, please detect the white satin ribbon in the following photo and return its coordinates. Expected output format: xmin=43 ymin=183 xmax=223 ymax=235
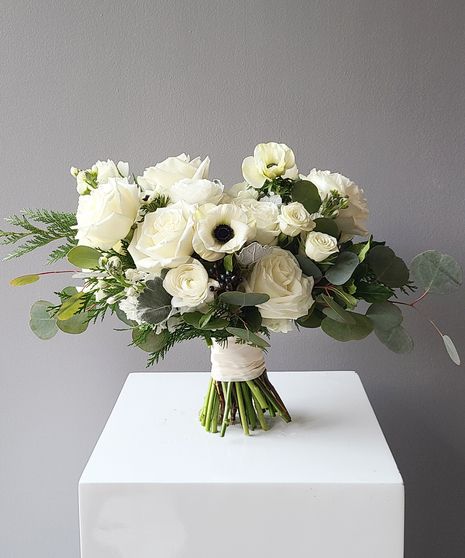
xmin=210 ymin=337 xmax=265 ymax=382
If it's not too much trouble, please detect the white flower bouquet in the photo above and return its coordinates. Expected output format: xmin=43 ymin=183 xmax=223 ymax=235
xmin=1 ymin=142 xmax=462 ymax=435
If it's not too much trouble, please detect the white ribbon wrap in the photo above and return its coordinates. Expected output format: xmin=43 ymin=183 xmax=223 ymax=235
xmin=210 ymin=338 xmax=265 ymax=382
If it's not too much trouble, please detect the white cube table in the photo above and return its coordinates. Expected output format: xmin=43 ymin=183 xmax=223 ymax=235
xmin=79 ymin=371 xmax=404 ymax=558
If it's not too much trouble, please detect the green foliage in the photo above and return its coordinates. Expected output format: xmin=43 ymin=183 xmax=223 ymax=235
xmin=57 ymin=312 xmax=89 ymax=334
xmin=297 ymin=306 xmax=323 ymax=328
xmin=139 ymin=195 xmax=170 ymax=216
xmin=10 ymin=274 xmax=40 ymax=287
xmin=291 ymin=180 xmax=322 ymax=213
xmin=1 ymin=209 xmax=77 ymax=263
xmin=67 ymin=246 xmax=101 ymax=269
xmin=325 ymin=251 xmax=359 ymax=285
xmin=137 ymin=278 xmax=172 ymax=325
xmin=321 ymin=312 xmax=373 ymax=342
xmin=56 ymin=291 xmax=86 ymax=320
xmin=132 ymin=328 xmax=170 ymax=353
xmin=29 ymin=300 xmax=58 ymax=340
xmin=366 ymin=302 xmax=403 ymax=331
xmin=295 ymin=255 xmax=323 ymax=280
xmin=375 ymin=326 xmax=413 ymax=354
xmin=182 ymin=312 xmax=229 ymax=330
xmin=366 ymin=245 xmax=409 ymax=288
xmin=355 ymin=282 xmax=393 ymax=302
xmin=313 ymin=218 xmax=339 ymax=238
xmin=319 ymin=190 xmax=349 ymax=218
xmin=241 ymin=306 xmax=262 ymax=332
xmin=442 ymin=335 xmax=460 ymax=365
xmin=410 ymin=250 xmax=462 ymax=295
xmin=226 ymin=327 xmax=270 ymax=348
xmin=219 ymin=291 xmax=269 ymax=307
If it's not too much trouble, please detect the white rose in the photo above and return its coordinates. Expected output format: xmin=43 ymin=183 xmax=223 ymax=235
xmin=242 ymin=142 xmax=298 ymax=188
xmin=128 ymin=201 xmax=194 ymax=273
xmin=244 ymin=247 xmax=314 ymax=322
xmin=169 ymin=178 xmax=223 ymax=206
xmin=193 ymin=204 xmax=252 ymax=261
xmin=225 ymin=181 xmax=259 ymax=202
xmin=302 ymin=169 xmax=369 ymax=241
xmin=138 ymin=154 xmax=210 ymax=195
xmin=75 ymin=177 xmax=139 ymax=250
xmin=278 ymin=202 xmax=315 ymax=237
xmin=233 ymin=198 xmax=280 ymax=245
xmin=163 ymin=259 xmax=216 ymax=309
xmin=304 ymin=231 xmax=339 ymax=262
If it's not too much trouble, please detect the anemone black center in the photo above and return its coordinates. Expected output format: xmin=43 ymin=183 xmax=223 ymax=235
xmin=213 ymin=224 xmax=234 ymax=243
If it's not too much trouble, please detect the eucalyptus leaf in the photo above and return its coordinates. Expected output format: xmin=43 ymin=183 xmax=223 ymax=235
xmin=226 ymin=327 xmax=270 ymax=348
xmin=114 ymin=306 xmax=137 ymax=327
xmin=410 ymin=250 xmax=462 ymax=295
xmin=331 ymin=286 xmax=358 ymax=309
xmin=295 ymin=255 xmax=323 ymax=280
xmin=56 ymin=292 xmax=86 ymax=321
xmin=10 ymin=274 xmax=40 ymax=287
xmin=182 ymin=311 xmax=229 ymax=330
xmin=325 ymin=251 xmax=359 ymax=285
xmin=442 ymin=335 xmax=460 ymax=365
xmin=291 ymin=180 xmax=322 ymax=213
xmin=57 ymin=312 xmax=89 ymax=334
xmin=355 ymin=282 xmax=393 ymax=303
xmin=138 ymin=278 xmax=172 ymax=325
xmin=219 ymin=291 xmax=269 ymax=307
xmin=314 ymin=218 xmax=339 ymax=238
xmin=132 ymin=328 xmax=169 ymax=353
xmin=366 ymin=302 xmax=403 ymax=331
xmin=321 ymin=312 xmax=373 ymax=341
xmin=367 ymin=245 xmax=409 ymax=288
xmin=320 ymin=294 xmax=356 ymax=324
xmin=29 ymin=300 xmax=58 ymax=340
xmin=297 ymin=307 xmax=323 ymax=328
xmin=241 ymin=306 xmax=262 ymax=332
xmin=375 ymin=325 xmax=413 ymax=354
xmin=67 ymin=245 xmax=101 ymax=269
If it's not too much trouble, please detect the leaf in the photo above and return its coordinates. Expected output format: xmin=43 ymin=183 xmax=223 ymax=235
xmin=241 ymin=306 xmax=262 ymax=332
xmin=57 ymin=312 xmax=89 ymax=334
xmin=331 ymin=286 xmax=358 ymax=309
xmin=442 ymin=335 xmax=461 ymax=366
xmin=291 ymin=180 xmax=322 ymax=213
xmin=366 ymin=302 xmax=403 ymax=331
xmin=182 ymin=311 xmax=229 ymax=330
xmin=319 ymin=294 xmax=355 ymax=324
xmin=138 ymin=278 xmax=172 ymax=325
xmin=410 ymin=250 xmax=462 ymax=295
xmin=132 ymin=328 xmax=169 ymax=353
xmin=295 ymin=255 xmax=323 ymax=280
xmin=355 ymin=282 xmax=393 ymax=303
xmin=223 ymin=254 xmax=234 ymax=272
xmin=67 ymin=245 xmax=101 ymax=269
xmin=29 ymin=300 xmax=58 ymax=340
xmin=297 ymin=307 xmax=323 ymax=328
xmin=10 ymin=274 xmax=40 ymax=287
xmin=56 ymin=292 xmax=86 ymax=321
xmin=366 ymin=245 xmax=409 ymax=288
xmin=114 ymin=306 xmax=137 ymax=327
xmin=313 ymin=218 xmax=339 ymax=238
xmin=236 ymin=242 xmax=272 ymax=267
xmin=325 ymin=252 xmax=359 ymax=285
xmin=350 ymin=237 xmax=372 ymax=262
xmin=375 ymin=325 xmax=413 ymax=354
xmin=226 ymin=327 xmax=270 ymax=348
xmin=321 ymin=312 xmax=373 ymax=341
xmin=219 ymin=291 xmax=270 ymax=307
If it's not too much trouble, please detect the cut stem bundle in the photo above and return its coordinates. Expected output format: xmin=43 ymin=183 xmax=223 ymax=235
xmin=199 ymin=372 xmax=291 ymax=436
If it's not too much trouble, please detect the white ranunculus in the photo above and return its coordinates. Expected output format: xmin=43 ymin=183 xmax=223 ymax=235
xmin=71 ymin=159 xmax=129 ymax=194
xmin=242 ymin=142 xmax=298 ymax=188
xmin=169 ymin=178 xmax=224 ymax=206
xmin=225 ymin=181 xmax=259 ymax=201
xmin=193 ymin=204 xmax=252 ymax=261
xmin=262 ymin=318 xmax=295 ymax=333
xmin=278 ymin=202 xmax=315 ymax=237
xmin=244 ymin=247 xmax=314 ymax=322
xmin=163 ymin=259 xmax=217 ymax=309
xmin=233 ymin=198 xmax=280 ymax=245
xmin=75 ymin=177 xmax=140 ymax=250
xmin=304 ymin=231 xmax=339 ymax=262
xmin=302 ymin=169 xmax=369 ymax=241
xmin=138 ymin=154 xmax=210 ymax=195
xmin=128 ymin=201 xmax=194 ymax=273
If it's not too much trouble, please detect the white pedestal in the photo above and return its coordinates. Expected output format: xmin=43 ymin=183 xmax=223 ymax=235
xmin=79 ymin=371 xmax=404 ymax=558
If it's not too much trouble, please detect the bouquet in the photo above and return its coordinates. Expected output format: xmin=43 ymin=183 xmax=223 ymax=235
xmin=1 ymin=142 xmax=462 ymax=436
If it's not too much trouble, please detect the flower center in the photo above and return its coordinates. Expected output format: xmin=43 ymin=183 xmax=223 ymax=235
xmin=213 ymin=224 xmax=234 ymax=244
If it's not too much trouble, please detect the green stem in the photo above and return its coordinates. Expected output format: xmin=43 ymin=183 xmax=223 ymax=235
xmin=241 ymin=382 xmax=257 ymax=430
xmin=204 ymin=379 xmax=216 ymax=431
xmin=210 ymin=394 xmax=219 ymax=433
xmin=251 ymin=392 xmax=269 ymax=431
xmin=200 ymin=378 xmax=213 ymax=426
xmin=235 ymin=383 xmax=249 ymax=436
xmin=246 ymin=380 xmax=267 ymax=409
xmin=220 ymin=382 xmax=233 ymax=437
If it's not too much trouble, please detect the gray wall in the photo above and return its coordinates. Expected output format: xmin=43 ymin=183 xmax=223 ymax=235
xmin=1 ymin=1 xmax=464 ymax=556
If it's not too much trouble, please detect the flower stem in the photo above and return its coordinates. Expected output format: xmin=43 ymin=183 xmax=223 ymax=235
xmin=235 ymin=383 xmax=249 ymax=436
xmin=220 ymin=382 xmax=233 ymax=437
